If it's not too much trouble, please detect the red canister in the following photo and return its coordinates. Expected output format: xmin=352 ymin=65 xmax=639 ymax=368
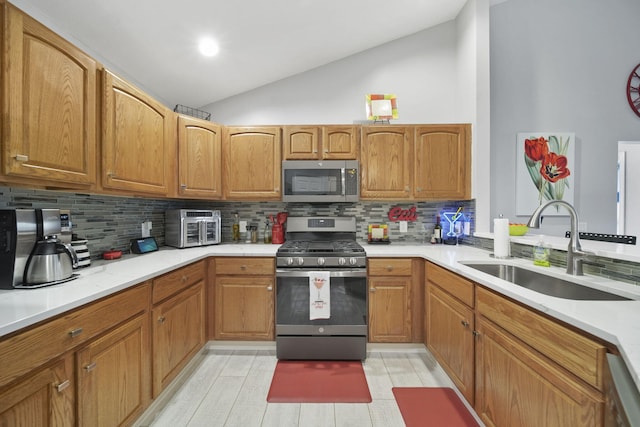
xmin=272 ymin=223 xmax=284 ymax=244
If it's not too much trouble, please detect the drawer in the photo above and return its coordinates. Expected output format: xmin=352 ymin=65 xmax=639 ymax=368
xmin=215 ymin=257 xmax=274 ymax=276
xmin=477 ymin=286 xmax=606 ymax=391
xmin=0 ymin=282 xmax=150 ymax=388
xmin=152 ymin=260 xmax=205 ymax=304
xmin=426 ymin=262 xmax=474 ymax=308
xmin=368 ymin=258 xmax=413 ymax=276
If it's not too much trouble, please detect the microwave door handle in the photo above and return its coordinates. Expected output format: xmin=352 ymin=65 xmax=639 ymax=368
xmin=341 ymin=168 xmax=346 ymax=197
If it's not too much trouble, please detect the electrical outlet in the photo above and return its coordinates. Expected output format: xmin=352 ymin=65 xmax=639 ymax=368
xmin=399 ymin=221 xmax=408 ymax=233
xmin=239 ymin=221 xmax=247 ymax=233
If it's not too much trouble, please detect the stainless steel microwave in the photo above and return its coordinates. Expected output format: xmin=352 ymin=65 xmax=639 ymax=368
xmin=165 ymin=209 xmax=221 ymax=248
xmin=282 ymin=160 xmax=359 ymax=203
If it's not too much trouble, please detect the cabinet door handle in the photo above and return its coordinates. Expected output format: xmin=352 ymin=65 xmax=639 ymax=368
xmin=55 ymin=379 xmax=70 ymax=393
xmin=370 ymin=287 xmax=376 ymax=293
xmin=107 ymin=171 xmax=117 ymax=178
xmin=14 ymin=154 xmax=29 ymax=162
xmin=405 ymin=186 xmax=410 ymax=191
xmin=472 ymin=330 xmax=480 ymax=337
xmin=84 ymin=362 xmax=97 ymax=372
xmin=180 ymin=184 xmax=187 ymax=189
xmin=416 ymin=187 xmax=422 ymax=192
xmin=461 ymin=320 xmax=469 ymax=327
xmin=158 ymin=316 xmax=166 ymax=324
xmin=69 ymin=327 xmax=83 ymax=338
xmin=267 ymin=286 xmax=273 ymax=291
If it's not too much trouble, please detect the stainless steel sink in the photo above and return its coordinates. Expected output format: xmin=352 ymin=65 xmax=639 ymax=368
xmin=461 ymin=262 xmax=631 ymax=301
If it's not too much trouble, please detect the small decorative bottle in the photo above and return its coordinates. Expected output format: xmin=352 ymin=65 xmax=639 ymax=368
xmin=264 ymin=219 xmax=272 ymax=243
xmin=232 ymin=213 xmax=240 ymax=242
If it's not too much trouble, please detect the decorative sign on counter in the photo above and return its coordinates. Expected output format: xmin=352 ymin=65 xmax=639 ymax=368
xmin=388 ymin=206 xmax=418 ymax=222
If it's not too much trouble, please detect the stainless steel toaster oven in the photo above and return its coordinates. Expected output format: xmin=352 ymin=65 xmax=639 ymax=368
xmin=165 ymin=209 xmax=221 ymax=248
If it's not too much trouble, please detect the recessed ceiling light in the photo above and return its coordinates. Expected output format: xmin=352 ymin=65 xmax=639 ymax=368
xmin=198 ymin=37 xmax=219 ymax=57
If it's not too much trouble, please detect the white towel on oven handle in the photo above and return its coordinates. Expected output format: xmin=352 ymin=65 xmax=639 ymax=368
xmin=309 ymin=271 xmax=330 ymax=320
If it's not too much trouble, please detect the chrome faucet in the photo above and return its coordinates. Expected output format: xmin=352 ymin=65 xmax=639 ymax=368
xmin=526 ymin=200 xmax=590 ymax=275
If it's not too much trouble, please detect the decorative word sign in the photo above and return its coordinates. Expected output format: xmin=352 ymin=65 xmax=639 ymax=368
xmin=387 ymin=206 xmax=418 ymax=222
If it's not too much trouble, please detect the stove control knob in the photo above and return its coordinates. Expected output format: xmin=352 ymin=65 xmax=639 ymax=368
xmin=296 ymin=257 xmax=304 ymax=266
xmin=317 ymin=257 xmax=325 ymax=266
xmin=287 ymin=257 xmax=294 ymax=266
xmin=349 ymin=257 xmax=358 ymax=266
xmin=338 ymin=257 xmax=347 ymax=266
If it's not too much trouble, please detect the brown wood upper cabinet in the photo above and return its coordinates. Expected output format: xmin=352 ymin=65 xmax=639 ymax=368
xmin=177 ymin=115 xmax=222 ymax=199
xmin=1 ymin=3 xmax=98 ymax=188
xmin=101 ymin=70 xmax=176 ymax=196
xmin=361 ymin=124 xmax=471 ymax=200
xmin=283 ymin=125 xmax=359 ymax=160
xmin=414 ymin=124 xmax=471 ymax=200
xmin=223 ymin=126 xmax=281 ymax=200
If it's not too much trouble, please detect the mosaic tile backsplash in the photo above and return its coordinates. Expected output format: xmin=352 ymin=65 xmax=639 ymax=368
xmin=0 ymin=186 xmax=475 ymax=258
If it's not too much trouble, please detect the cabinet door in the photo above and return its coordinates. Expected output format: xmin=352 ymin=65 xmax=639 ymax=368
xmin=152 ymin=281 xmax=205 ymax=396
xmin=414 ymin=124 xmax=471 ymax=200
xmin=223 ymin=126 xmax=281 ymax=200
xmin=322 ymin=125 xmax=359 ymax=159
xmin=215 ymin=276 xmax=275 ymax=340
xmin=476 ymin=317 xmax=603 ymax=427
xmin=2 ymin=4 xmax=97 ymax=187
xmin=76 ymin=313 xmax=151 ymax=427
xmin=283 ymin=126 xmax=320 ymax=159
xmin=102 ymin=70 xmax=176 ymax=195
xmin=368 ymin=276 xmax=412 ymax=342
xmin=0 ymin=355 xmax=74 ymax=427
xmin=426 ymin=284 xmax=475 ymax=404
xmin=177 ymin=116 xmax=222 ymax=198
xmin=360 ymin=126 xmax=412 ymax=199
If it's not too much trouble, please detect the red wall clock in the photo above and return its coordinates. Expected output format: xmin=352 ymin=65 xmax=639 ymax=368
xmin=627 ymin=63 xmax=640 ymax=117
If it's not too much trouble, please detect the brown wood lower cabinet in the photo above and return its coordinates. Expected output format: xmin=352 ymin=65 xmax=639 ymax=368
xmin=368 ymin=258 xmax=423 ymax=343
xmin=152 ymin=263 xmax=206 ymax=397
xmin=0 ymin=354 xmax=75 ymax=426
xmin=77 ymin=313 xmax=151 ymax=426
xmin=425 ymin=261 xmax=608 ymax=427
xmin=214 ymin=257 xmax=275 ymax=340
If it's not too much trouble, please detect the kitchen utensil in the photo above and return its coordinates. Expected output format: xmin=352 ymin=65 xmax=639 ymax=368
xmin=276 ymin=212 xmax=288 ymax=225
xmin=24 ymin=235 xmax=79 ymax=285
xmin=272 ymin=224 xmax=284 ymax=244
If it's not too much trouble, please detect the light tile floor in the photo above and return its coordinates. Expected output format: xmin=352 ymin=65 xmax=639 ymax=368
xmin=144 ymin=345 xmax=479 ymax=427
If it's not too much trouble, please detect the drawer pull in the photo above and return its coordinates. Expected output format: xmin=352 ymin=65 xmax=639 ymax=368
xmin=15 ymin=154 xmax=29 ymax=162
xmin=55 ymin=379 xmax=70 ymax=393
xmin=181 ymin=275 xmax=188 ymax=283
xmin=158 ymin=315 xmax=166 ymax=324
xmin=240 ymin=265 xmax=247 ymax=270
xmin=84 ymin=362 xmax=97 ymax=372
xmin=69 ymin=328 xmax=83 ymax=338
xmin=386 ymin=266 xmax=393 ymax=272
xmin=267 ymin=286 xmax=273 ymax=291
xmin=461 ymin=320 xmax=469 ymax=328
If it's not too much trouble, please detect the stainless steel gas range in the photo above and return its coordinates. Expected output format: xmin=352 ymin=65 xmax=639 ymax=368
xmin=275 ymin=216 xmax=367 ymax=360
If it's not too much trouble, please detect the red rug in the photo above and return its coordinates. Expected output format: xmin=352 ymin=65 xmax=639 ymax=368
xmin=267 ymin=360 xmax=372 ymax=403
xmin=393 ymin=387 xmax=480 ymax=427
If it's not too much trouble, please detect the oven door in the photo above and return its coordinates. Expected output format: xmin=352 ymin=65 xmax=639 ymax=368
xmin=275 ymin=269 xmax=367 ymax=336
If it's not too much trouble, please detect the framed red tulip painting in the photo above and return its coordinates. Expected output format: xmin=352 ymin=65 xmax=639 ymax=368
xmin=515 ymin=132 xmax=575 ymax=216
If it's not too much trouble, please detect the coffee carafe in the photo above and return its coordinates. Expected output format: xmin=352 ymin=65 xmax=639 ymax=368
xmin=23 ymin=235 xmax=78 ymax=285
xmin=0 ymin=208 xmax=76 ymax=289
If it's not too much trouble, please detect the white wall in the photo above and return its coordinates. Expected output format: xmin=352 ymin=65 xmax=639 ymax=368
xmin=200 ymin=22 xmax=460 ymax=125
xmin=490 ymin=0 xmax=640 ymax=236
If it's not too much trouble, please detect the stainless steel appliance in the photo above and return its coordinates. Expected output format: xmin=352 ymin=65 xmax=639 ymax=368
xmin=165 ymin=209 xmax=221 ymax=248
xmin=282 ymin=160 xmax=359 ymax=203
xmin=0 ymin=208 xmax=78 ymax=289
xmin=275 ymin=216 xmax=367 ymax=360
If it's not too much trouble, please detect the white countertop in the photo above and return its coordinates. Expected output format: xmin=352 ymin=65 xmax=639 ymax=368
xmin=2 ymin=241 xmax=640 ymax=394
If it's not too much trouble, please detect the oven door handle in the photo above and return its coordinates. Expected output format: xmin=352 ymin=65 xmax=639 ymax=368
xmin=276 ymin=269 xmax=367 ymax=278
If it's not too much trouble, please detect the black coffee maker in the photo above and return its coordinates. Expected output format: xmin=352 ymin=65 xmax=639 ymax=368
xmin=0 ymin=209 xmax=64 ymax=289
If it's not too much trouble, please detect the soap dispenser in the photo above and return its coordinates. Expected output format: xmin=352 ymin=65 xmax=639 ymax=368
xmin=533 ymin=235 xmax=551 ymax=267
